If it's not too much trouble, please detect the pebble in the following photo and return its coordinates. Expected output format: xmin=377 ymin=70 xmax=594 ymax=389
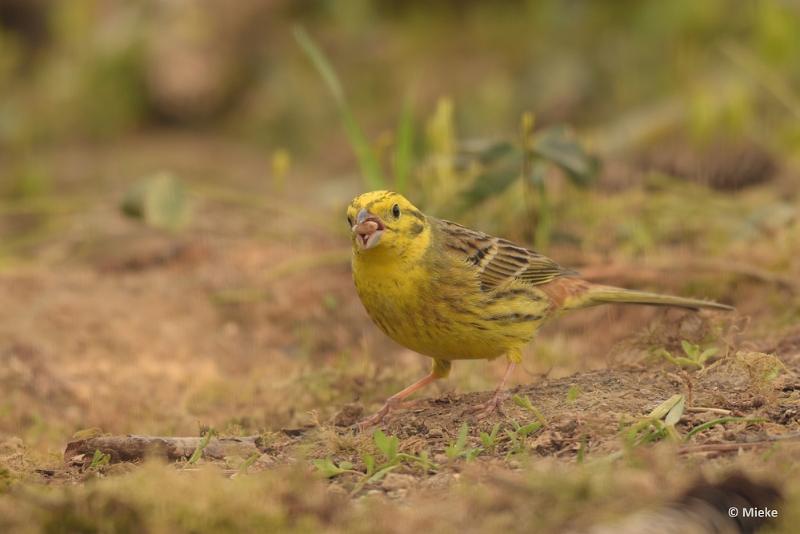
xmin=428 ymin=428 xmax=444 ymax=438
xmin=381 ymin=473 xmax=416 ymax=491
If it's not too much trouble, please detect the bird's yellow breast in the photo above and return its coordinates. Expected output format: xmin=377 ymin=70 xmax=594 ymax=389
xmin=352 ymin=242 xmax=550 ymax=361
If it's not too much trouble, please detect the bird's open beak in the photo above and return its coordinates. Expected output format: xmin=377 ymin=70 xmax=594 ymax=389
xmin=352 ymin=208 xmax=385 ymax=250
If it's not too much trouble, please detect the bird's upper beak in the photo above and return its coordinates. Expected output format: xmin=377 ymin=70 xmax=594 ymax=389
xmin=352 ymin=208 xmax=385 ymax=250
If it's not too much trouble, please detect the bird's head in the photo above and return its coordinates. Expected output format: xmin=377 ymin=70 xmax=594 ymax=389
xmin=347 ymin=191 xmax=429 ymax=258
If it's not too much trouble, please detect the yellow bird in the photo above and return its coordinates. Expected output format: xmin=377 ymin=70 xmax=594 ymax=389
xmin=347 ymin=191 xmax=733 ymax=428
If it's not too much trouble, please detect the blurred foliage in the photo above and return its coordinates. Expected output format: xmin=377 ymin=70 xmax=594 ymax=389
xmin=121 ymin=172 xmax=192 ymax=232
xmin=0 ymin=0 xmax=798 ymax=263
xmin=0 ymin=1 xmax=797 ymax=153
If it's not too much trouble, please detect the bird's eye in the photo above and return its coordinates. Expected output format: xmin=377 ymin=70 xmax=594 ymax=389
xmin=391 ymin=204 xmax=401 ymax=218
xmin=347 ymin=215 xmax=353 ymax=227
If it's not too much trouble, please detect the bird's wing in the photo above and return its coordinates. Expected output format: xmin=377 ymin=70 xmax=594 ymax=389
xmin=437 ymin=219 xmax=577 ymax=291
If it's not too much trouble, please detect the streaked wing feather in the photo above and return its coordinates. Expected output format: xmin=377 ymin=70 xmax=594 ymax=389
xmin=438 ymin=219 xmax=576 ymax=291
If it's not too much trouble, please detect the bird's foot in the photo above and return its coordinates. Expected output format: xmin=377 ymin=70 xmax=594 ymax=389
xmin=356 ymin=398 xmax=398 ymax=431
xmin=469 ymin=392 xmax=508 ymax=420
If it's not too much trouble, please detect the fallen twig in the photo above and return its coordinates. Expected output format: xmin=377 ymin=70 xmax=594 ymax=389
xmin=64 ymin=435 xmax=264 ymax=464
xmin=679 ymin=433 xmax=800 ymax=455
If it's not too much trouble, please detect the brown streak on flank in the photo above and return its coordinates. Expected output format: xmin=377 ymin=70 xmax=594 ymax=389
xmin=490 ymin=287 xmax=544 ymax=302
xmin=485 ymin=313 xmax=543 ymax=322
xmin=538 ymin=277 xmax=592 ymax=308
xmin=443 ymin=297 xmax=479 ymax=317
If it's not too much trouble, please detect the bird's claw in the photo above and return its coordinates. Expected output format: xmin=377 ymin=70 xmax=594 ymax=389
xmin=356 ymin=398 xmax=399 ymax=431
xmin=469 ymin=393 xmax=508 ymax=420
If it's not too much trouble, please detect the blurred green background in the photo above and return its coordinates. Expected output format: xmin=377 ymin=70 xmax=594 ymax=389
xmin=1 ymin=0 xmax=798 ymax=310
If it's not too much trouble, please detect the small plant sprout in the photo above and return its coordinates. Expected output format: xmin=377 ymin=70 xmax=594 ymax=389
xmin=312 ymin=458 xmax=360 ymax=479
xmin=504 ymin=420 xmax=544 ymax=457
xmin=373 ymin=429 xmax=399 ymax=464
xmin=624 ymin=394 xmax=685 ymax=446
xmin=88 ymin=449 xmax=111 ymax=470
xmin=237 ymin=453 xmax=260 ymax=475
xmin=187 ymin=428 xmax=217 ymax=466
xmin=512 ymin=394 xmax=547 ymax=426
xmin=479 ymin=423 xmax=501 ymax=452
xmin=445 ymin=423 xmax=482 ymax=461
xmin=566 ymin=385 xmax=582 ymax=403
xmin=345 ymin=429 xmax=437 ymax=495
xmin=657 ymin=340 xmax=719 ymax=370
xmin=576 ymin=437 xmax=588 ymax=463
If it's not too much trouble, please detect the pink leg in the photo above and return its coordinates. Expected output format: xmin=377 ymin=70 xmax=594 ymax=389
xmin=473 ymin=361 xmax=516 ymax=419
xmin=358 ymin=372 xmax=439 ymax=430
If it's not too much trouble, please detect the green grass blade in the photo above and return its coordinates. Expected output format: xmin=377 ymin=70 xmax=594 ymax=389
xmin=294 ymin=26 xmax=384 ymax=189
xmin=292 ymin=26 xmax=344 ymax=103
xmin=685 ymin=417 xmax=766 ymax=440
xmin=393 ymin=96 xmax=415 ymax=193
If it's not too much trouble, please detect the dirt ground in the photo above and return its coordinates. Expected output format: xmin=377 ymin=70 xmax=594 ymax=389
xmin=1 ymin=136 xmax=799 ymax=532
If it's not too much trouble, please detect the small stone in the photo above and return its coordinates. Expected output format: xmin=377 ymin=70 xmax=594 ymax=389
xmin=333 ymin=403 xmax=364 ymax=427
xmin=427 ymin=428 xmax=444 ymax=438
xmin=255 ymin=453 xmax=276 ymax=467
xmin=381 ymin=473 xmax=415 ymax=491
xmin=557 ymin=420 xmax=578 ymax=434
xmin=326 ymin=484 xmax=348 ymax=497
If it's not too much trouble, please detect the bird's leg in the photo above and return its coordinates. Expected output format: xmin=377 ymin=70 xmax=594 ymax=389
xmin=472 ymin=361 xmax=516 ymax=419
xmin=357 ymin=372 xmax=438 ymax=430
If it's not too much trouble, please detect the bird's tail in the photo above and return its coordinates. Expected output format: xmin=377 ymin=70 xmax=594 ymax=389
xmin=577 ymin=284 xmax=734 ymax=311
xmin=551 ymin=280 xmax=734 ymax=312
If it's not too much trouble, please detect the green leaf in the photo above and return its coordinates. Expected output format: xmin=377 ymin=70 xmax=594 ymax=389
xmin=366 ymin=464 xmax=399 ymax=484
xmin=648 ymin=394 xmax=684 ymax=420
xmin=445 ymin=422 xmax=470 ymax=459
xmin=121 ymin=172 xmax=192 ymax=232
xmin=479 ymin=423 xmax=501 ymax=449
xmin=89 ymin=449 xmax=111 ymax=470
xmin=312 ymin=458 xmax=349 ymax=478
xmin=187 ymin=429 xmax=216 ymax=465
xmin=531 ymin=125 xmax=597 ymax=186
xmin=664 ymin=395 xmax=686 ymax=427
xmin=698 ymin=347 xmax=719 ymax=364
xmin=566 ymin=385 xmax=582 ymax=403
xmin=681 ymin=340 xmax=698 ymax=359
xmin=464 ymin=140 xmax=518 ymax=166
xmin=462 ymin=163 xmax=520 ymax=205
xmin=517 ymin=422 xmax=542 ymax=437
xmin=238 ymin=453 xmax=260 ymax=474
xmin=372 ymin=429 xmax=398 ymax=463
xmin=512 ymin=394 xmax=535 ymax=411
xmin=674 ymin=357 xmax=703 ymax=369
xmin=363 ymin=454 xmax=375 ymax=477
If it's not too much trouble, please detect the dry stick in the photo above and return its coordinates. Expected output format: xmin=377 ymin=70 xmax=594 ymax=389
xmin=63 ymin=435 xmax=264 ymax=463
xmin=685 ymin=406 xmax=732 ymax=415
xmin=679 ymin=433 xmax=800 ymax=455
